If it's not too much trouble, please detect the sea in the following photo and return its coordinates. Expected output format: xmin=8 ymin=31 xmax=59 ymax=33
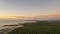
xmin=0 ymin=19 xmax=29 ymax=26
xmin=0 ymin=19 xmax=28 ymax=33
xmin=0 ymin=19 xmax=36 ymax=29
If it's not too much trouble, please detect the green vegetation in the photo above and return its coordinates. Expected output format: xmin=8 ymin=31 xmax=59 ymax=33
xmin=8 ymin=21 xmax=60 ymax=34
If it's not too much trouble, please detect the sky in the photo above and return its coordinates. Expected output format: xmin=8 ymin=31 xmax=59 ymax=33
xmin=0 ymin=0 xmax=60 ymax=17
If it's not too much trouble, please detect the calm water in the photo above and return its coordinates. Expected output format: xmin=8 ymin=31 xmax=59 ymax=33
xmin=0 ymin=19 xmax=27 ymax=27
xmin=0 ymin=19 xmax=26 ymax=33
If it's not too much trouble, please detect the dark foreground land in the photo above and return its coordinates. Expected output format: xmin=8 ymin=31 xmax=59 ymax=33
xmin=8 ymin=20 xmax=60 ymax=34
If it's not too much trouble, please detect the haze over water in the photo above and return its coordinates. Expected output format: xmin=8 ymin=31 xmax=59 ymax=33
xmin=0 ymin=19 xmax=26 ymax=27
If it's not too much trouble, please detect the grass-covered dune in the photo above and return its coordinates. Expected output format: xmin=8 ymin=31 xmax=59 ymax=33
xmin=8 ymin=21 xmax=60 ymax=34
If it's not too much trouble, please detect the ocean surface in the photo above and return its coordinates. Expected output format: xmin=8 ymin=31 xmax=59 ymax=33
xmin=0 ymin=19 xmax=36 ymax=27
xmin=0 ymin=19 xmax=26 ymax=26
xmin=0 ymin=19 xmax=27 ymax=33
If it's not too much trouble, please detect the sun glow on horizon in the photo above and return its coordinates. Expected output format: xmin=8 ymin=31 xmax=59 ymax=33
xmin=0 ymin=16 xmax=17 ymax=19
xmin=0 ymin=13 xmax=60 ymax=19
